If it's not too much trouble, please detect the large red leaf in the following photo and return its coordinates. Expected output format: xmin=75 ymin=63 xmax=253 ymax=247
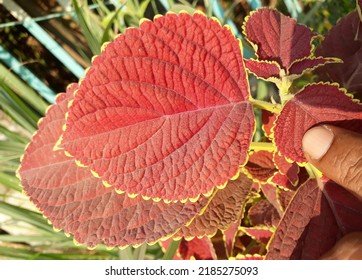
xmin=61 ymin=13 xmax=254 ymax=202
xmin=175 ymin=174 xmax=253 ymax=238
xmin=243 ymin=8 xmax=314 ymax=70
xmin=266 ymin=179 xmax=362 ymax=260
xmin=274 ymin=83 xmax=362 ymax=163
xmin=18 ymin=84 xmax=208 ymax=248
xmin=316 ymin=11 xmax=362 ymax=100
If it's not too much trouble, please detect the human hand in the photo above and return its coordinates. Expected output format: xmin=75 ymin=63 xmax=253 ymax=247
xmin=302 ymin=125 xmax=362 ymax=259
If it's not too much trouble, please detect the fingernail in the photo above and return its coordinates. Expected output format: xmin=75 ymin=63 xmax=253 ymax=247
xmin=302 ymin=126 xmax=335 ymax=160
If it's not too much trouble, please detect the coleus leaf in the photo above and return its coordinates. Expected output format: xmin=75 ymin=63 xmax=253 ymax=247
xmin=243 ymin=8 xmax=314 ymax=69
xmin=178 ymin=237 xmax=217 ymax=260
xmin=17 ymin=84 xmax=208 ymax=248
xmin=243 ymin=8 xmax=337 ymax=80
xmin=60 ymin=12 xmax=254 ymax=202
xmin=223 ymin=221 xmax=240 ymax=258
xmin=277 ymin=187 xmax=294 ymax=213
xmin=243 ymin=150 xmax=278 ymax=183
xmin=274 ymin=83 xmax=362 ymax=163
xmin=261 ymin=110 xmax=277 ymax=139
xmin=161 ymin=237 xmax=217 ymax=260
xmin=248 ymin=198 xmax=281 ymax=227
xmin=266 ymin=180 xmax=362 ymax=260
xmin=260 ymin=183 xmax=283 ymax=216
xmin=244 ymin=59 xmax=281 ymax=81
xmin=316 ymin=11 xmax=362 ymax=101
xmin=240 ymin=226 xmax=274 ymax=244
xmin=273 ymin=152 xmax=299 ymax=185
xmin=174 ymin=174 xmax=253 ymax=238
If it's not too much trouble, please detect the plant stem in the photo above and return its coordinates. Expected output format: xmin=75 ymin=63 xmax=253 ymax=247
xmin=250 ymin=99 xmax=281 ymax=113
xmin=249 ymin=142 xmax=276 ymax=152
xmin=118 ymin=246 xmax=134 ymax=260
xmin=133 ymin=243 xmax=148 ymax=260
xmin=162 ymin=239 xmax=181 ymax=260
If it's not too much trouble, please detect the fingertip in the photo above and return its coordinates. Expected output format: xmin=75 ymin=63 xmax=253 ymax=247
xmin=302 ymin=125 xmax=335 ymax=161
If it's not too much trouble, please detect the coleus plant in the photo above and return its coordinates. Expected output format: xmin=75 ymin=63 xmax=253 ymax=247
xmin=17 ymin=6 xmax=362 ymax=260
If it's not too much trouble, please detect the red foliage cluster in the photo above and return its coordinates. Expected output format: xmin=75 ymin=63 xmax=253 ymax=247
xmin=18 ymin=7 xmax=362 ymax=259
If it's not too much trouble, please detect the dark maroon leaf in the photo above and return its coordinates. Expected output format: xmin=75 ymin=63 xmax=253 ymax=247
xmin=274 ymin=83 xmax=362 ymax=163
xmin=316 ymin=11 xmax=362 ymax=100
xmin=266 ymin=179 xmax=362 ymax=260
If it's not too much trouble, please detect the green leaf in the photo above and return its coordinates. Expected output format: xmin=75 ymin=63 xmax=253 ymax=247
xmin=0 ymin=172 xmax=22 ymax=192
xmin=72 ymin=0 xmax=102 ymax=55
xmin=0 ymin=63 xmax=48 ymax=115
xmin=0 ymin=201 xmax=55 ymax=234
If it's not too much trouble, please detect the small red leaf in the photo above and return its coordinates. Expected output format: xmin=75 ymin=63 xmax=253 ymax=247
xmin=288 ymin=57 xmax=339 ymax=76
xmin=271 ymin=172 xmax=296 ymax=191
xmin=18 ymin=85 xmax=207 ymax=248
xmin=178 ymin=237 xmax=217 ymax=260
xmin=316 ymin=12 xmax=362 ymax=100
xmin=260 ymin=183 xmax=281 ymax=214
xmin=175 ymin=174 xmax=253 ymax=238
xmin=61 ymin=13 xmax=254 ymax=202
xmin=224 ymin=221 xmax=240 ymax=257
xmin=261 ymin=110 xmax=277 ymax=139
xmin=243 ymin=8 xmax=314 ymax=70
xmin=249 ymin=199 xmax=281 ymax=227
xmin=274 ymin=83 xmax=362 ymax=162
xmin=244 ymin=59 xmax=281 ymax=80
xmin=241 ymin=226 xmax=274 ymax=244
xmin=243 ymin=150 xmax=278 ymax=183
xmin=273 ymin=152 xmax=299 ymax=185
xmin=266 ymin=180 xmax=362 ymax=260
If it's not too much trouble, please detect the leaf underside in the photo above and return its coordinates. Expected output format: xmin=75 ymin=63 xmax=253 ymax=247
xmin=174 ymin=174 xmax=253 ymax=238
xmin=266 ymin=179 xmax=362 ymax=260
xmin=18 ymin=85 xmax=208 ymax=248
xmin=274 ymin=83 xmax=362 ymax=163
xmin=61 ymin=13 xmax=254 ymax=202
